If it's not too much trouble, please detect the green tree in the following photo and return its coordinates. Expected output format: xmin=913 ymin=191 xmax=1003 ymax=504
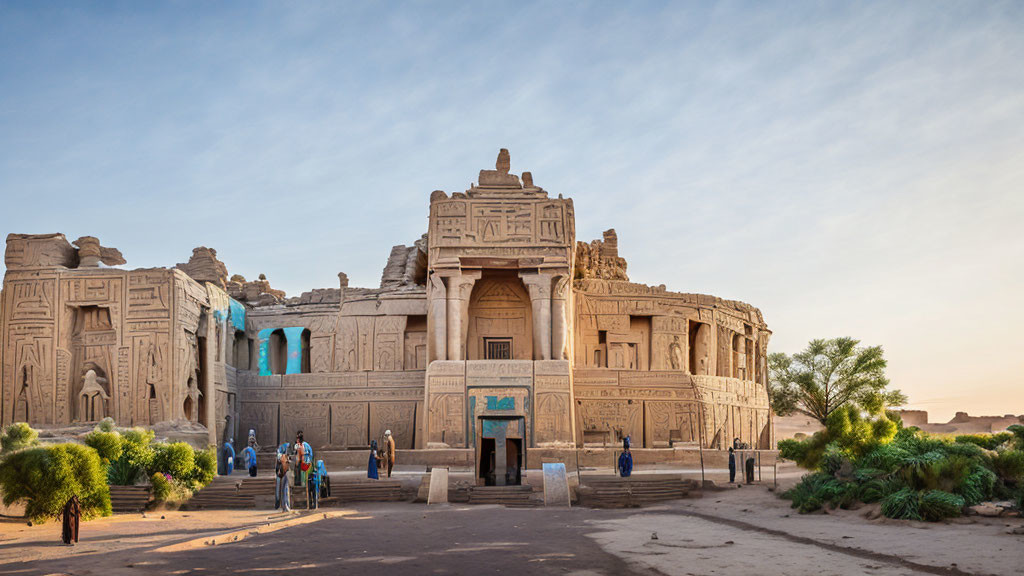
xmin=769 ymin=337 xmax=906 ymax=425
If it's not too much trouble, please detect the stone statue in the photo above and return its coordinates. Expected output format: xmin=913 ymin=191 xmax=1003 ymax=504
xmin=79 ymin=369 xmax=110 ymax=422
xmin=669 ymin=336 xmax=683 ymax=370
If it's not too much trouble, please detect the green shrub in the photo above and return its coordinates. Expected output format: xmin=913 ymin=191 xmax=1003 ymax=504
xmin=991 ymin=450 xmax=1024 ymax=486
xmin=105 ymin=427 xmax=156 ymax=486
xmin=0 ymin=422 xmax=39 ymax=454
xmin=955 ymin=433 xmax=1012 ymax=450
xmin=188 ymin=447 xmax=217 ymax=490
xmin=881 ymin=488 xmax=921 ymax=521
xmin=149 ymin=442 xmax=196 ymax=480
xmin=84 ymin=429 xmax=123 ymax=464
xmin=955 ymin=465 xmax=996 ymax=506
xmin=918 ymin=490 xmax=964 ymax=521
xmin=150 ymin=472 xmax=171 ymax=501
xmin=0 ymin=444 xmax=111 ymax=523
xmin=1007 ymin=425 xmax=1024 ymax=450
xmin=97 ymin=417 xmax=116 ymax=433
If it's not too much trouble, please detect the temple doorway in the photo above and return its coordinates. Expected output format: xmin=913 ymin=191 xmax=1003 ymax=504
xmin=477 ymin=416 xmax=525 ymax=486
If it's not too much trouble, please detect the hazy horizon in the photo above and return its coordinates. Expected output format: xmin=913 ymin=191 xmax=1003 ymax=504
xmin=1 ymin=2 xmax=1021 ymax=422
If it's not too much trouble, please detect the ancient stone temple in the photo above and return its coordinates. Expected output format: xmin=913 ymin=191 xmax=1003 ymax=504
xmin=0 ymin=150 xmax=772 ymax=482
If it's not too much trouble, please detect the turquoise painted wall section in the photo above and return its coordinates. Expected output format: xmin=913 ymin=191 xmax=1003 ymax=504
xmin=282 ymin=327 xmax=306 ymax=375
xmin=256 ymin=328 xmax=275 ymax=376
xmin=485 ymin=396 xmax=515 ymax=410
xmin=228 ymin=299 xmax=246 ymax=332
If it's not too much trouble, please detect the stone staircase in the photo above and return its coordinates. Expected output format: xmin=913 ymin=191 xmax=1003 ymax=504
xmin=183 ymin=476 xmax=262 ymax=509
xmin=467 ymin=485 xmax=540 ymax=508
xmin=332 ymin=480 xmax=405 ymax=503
xmin=576 ymin=477 xmax=692 ymax=508
xmin=184 ymin=476 xmax=408 ymax=509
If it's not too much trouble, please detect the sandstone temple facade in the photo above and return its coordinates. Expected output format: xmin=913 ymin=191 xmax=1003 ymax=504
xmin=0 ymin=150 xmax=772 ymax=481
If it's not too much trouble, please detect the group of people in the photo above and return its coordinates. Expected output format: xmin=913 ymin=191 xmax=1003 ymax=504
xmin=367 ymin=429 xmax=396 ymax=480
xmin=218 ymin=428 xmax=398 ymax=512
xmin=274 ymin=431 xmax=330 ymax=512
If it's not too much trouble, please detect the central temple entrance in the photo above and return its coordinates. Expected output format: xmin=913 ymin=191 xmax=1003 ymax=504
xmin=477 ymin=416 xmax=525 ymax=486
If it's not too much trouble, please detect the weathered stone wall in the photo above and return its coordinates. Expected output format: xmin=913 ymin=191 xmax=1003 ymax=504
xmin=1 ymin=149 xmax=774 ymax=458
xmin=0 ymin=234 xmax=244 ymax=447
xmin=572 ymin=277 xmax=772 ymax=449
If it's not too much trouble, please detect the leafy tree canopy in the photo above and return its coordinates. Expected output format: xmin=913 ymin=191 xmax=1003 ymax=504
xmin=769 ymin=337 xmax=906 ymax=425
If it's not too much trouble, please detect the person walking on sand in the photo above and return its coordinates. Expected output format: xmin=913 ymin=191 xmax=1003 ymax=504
xmin=368 ymin=439 xmax=380 ymax=480
xmin=61 ymin=494 xmax=81 ymax=546
xmin=276 ymin=443 xmax=291 ymax=511
xmin=383 ymin=429 xmax=396 ymax=478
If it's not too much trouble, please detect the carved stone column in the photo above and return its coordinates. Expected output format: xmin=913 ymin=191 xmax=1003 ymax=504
xmin=445 ymin=271 xmax=480 ymax=361
xmin=519 ymin=272 xmax=553 ymax=360
xmin=550 ymin=274 xmax=570 ymax=361
xmin=427 ymin=274 xmax=447 ymax=362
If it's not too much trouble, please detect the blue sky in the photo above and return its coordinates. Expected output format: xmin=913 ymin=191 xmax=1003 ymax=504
xmin=1 ymin=1 xmax=1022 ymax=420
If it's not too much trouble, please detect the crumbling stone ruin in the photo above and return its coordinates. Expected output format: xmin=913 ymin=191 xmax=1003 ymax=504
xmin=0 ymin=150 xmax=772 ymax=482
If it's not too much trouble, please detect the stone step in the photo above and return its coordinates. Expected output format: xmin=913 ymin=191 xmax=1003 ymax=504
xmin=577 ymin=478 xmax=691 ymax=508
xmin=467 ymin=485 xmax=540 ymax=508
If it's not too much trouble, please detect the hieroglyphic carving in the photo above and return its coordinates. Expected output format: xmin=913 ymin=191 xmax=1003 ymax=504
xmin=310 ymin=335 xmax=333 ymax=373
xmin=535 ymin=392 xmax=571 ymax=444
xmin=280 ymin=402 xmax=329 ymax=449
xmin=357 ymin=316 xmax=374 ymax=371
xmin=116 ymin=346 xmax=131 ymax=423
xmin=7 ymin=279 xmax=56 ymax=322
xmin=428 ymin=393 xmax=464 ymax=446
xmin=55 ymin=348 xmax=70 ymax=424
xmin=334 ymin=316 xmax=358 ymax=372
xmin=373 ymin=316 xmax=406 ymax=371
xmin=6 ymin=334 xmax=54 ymax=425
xmin=370 ymin=402 xmax=415 ymax=449
xmin=576 ymin=399 xmax=642 ymax=446
xmin=240 ymin=402 xmax=279 ymax=447
xmin=644 ymin=401 xmax=700 ymax=447
xmin=330 ymin=403 xmax=368 ymax=448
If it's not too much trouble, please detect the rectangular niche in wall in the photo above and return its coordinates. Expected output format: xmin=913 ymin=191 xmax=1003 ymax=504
xmin=404 ymin=315 xmax=427 ymax=370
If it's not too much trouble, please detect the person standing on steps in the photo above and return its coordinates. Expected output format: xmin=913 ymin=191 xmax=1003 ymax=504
xmin=245 ymin=429 xmax=260 ymax=477
xmin=368 ymin=439 xmax=380 ymax=480
xmin=222 ymin=438 xmax=235 ymax=475
xmin=384 ymin=430 xmax=396 ymax=478
xmin=275 ymin=443 xmax=291 ymax=511
xmin=293 ymin=431 xmax=312 ymax=487
xmin=618 ymin=436 xmax=633 ymax=478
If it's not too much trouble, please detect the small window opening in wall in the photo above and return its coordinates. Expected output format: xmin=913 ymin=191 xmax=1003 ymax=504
xmin=484 ymin=337 xmax=512 ymax=360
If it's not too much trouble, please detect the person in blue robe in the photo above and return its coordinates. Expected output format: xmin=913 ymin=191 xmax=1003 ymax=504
xmin=316 ymin=460 xmax=330 ymax=498
xmin=618 ymin=436 xmax=633 ymax=478
xmin=242 ymin=444 xmax=257 ymax=477
xmin=222 ymin=439 xmax=235 ymax=475
xmin=368 ymin=440 xmax=380 ymax=480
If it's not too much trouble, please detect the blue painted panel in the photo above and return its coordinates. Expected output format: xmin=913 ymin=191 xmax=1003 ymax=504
xmin=283 ymin=326 xmax=306 ymax=375
xmin=482 ymin=419 xmax=508 ymax=439
xmin=228 ymin=299 xmax=246 ymax=332
xmin=485 ymin=396 xmax=515 ymax=410
xmin=256 ymin=328 xmax=274 ymax=376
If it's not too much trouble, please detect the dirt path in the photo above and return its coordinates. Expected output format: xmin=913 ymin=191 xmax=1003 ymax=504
xmin=585 ymin=484 xmax=1024 ymax=576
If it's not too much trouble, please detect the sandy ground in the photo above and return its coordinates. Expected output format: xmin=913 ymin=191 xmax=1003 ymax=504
xmin=2 ymin=465 xmax=1022 ymax=576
